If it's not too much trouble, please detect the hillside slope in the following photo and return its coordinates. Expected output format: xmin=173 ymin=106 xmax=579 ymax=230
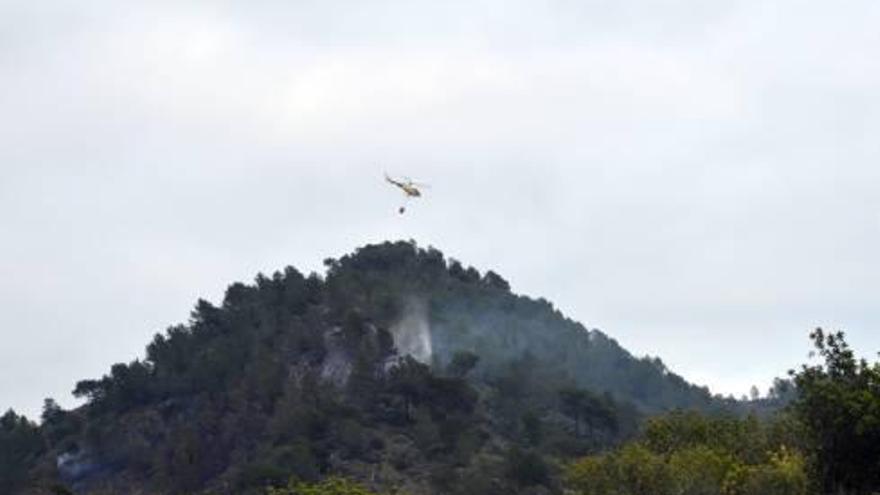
xmin=6 ymin=241 xmax=732 ymax=495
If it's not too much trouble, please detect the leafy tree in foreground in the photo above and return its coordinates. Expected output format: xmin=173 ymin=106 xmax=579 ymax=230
xmin=567 ymin=443 xmax=673 ymax=495
xmin=789 ymin=328 xmax=880 ymax=494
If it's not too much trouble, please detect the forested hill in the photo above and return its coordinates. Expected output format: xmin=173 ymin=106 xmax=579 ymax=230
xmin=4 ymin=241 xmax=735 ymax=494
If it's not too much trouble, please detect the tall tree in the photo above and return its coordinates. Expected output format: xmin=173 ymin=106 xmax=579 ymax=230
xmin=789 ymin=328 xmax=880 ymax=494
xmin=0 ymin=410 xmax=44 ymax=493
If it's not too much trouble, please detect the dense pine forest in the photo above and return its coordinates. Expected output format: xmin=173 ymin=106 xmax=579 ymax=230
xmin=1 ymin=242 xmax=878 ymax=494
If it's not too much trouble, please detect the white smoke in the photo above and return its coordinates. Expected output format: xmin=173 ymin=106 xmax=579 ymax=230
xmin=390 ymin=298 xmax=433 ymax=363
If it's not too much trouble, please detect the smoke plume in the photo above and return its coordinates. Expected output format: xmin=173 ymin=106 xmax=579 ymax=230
xmin=390 ymin=298 xmax=433 ymax=363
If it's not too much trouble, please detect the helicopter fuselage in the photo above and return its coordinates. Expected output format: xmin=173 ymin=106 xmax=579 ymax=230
xmin=400 ymin=184 xmax=421 ymax=197
xmin=386 ymin=176 xmax=422 ymax=197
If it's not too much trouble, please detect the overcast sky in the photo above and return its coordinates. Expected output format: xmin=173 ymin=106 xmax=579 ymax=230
xmin=2 ymin=0 xmax=879 ymax=419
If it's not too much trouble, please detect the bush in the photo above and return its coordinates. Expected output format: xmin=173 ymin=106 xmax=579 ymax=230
xmin=267 ymin=477 xmax=383 ymax=495
xmin=566 ymin=414 xmax=808 ymax=495
xmin=668 ymin=445 xmax=734 ymax=495
xmin=567 ymin=443 xmax=673 ymax=495
xmin=721 ymin=448 xmax=807 ymax=495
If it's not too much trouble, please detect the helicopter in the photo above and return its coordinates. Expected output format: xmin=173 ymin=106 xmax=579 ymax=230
xmin=385 ymin=173 xmax=427 ymax=214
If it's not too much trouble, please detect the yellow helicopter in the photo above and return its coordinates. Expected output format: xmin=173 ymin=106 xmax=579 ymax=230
xmin=385 ymin=173 xmax=427 ymax=214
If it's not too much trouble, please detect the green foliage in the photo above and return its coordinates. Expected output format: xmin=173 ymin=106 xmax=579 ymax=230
xmin=47 ymin=483 xmax=75 ymax=495
xmin=503 ymin=446 xmax=551 ymax=487
xmin=446 ymin=351 xmax=479 ymax=378
xmin=237 ymin=462 xmax=292 ymax=492
xmin=386 ymin=356 xmax=477 ymax=426
xmin=643 ymin=411 xmax=772 ymax=464
xmin=267 ymin=477 xmax=384 ymax=495
xmin=720 ymin=447 xmax=807 ymax=495
xmin=789 ymin=328 xmax=880 ymax=494
xmin=567 ymin=412 xmax=808 ymax=495
xmin=41 ymin=398 xmax=81 ymax=448
xmin=0 ymin=409 xmax=44 ymax=493
xmin=567 ymin=443 xmax=673 ymax=495
xmin=559 ymin=387 xmax=618 ymax=438
xmin=668 ymin=445 xmax=734 ymax=495
xmin=520 ymin=411 xmax=543 ymax=447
